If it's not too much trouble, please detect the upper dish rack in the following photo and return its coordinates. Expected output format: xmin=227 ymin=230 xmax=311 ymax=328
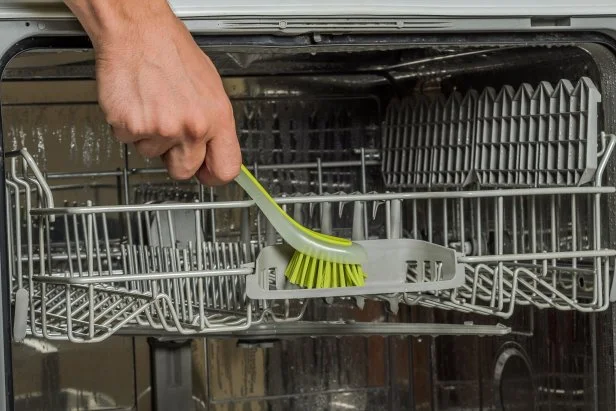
xmin=5 ymin=77 xmax=616 ymax=342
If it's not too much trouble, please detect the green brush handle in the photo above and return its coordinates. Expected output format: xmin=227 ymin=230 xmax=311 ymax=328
xmin=235 ymin=165 xmax=367 ymax=265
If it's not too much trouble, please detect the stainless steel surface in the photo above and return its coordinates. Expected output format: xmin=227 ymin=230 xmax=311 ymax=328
xmin=121 ymin=321 xmax=512 ymax=338
xmin=12 ymin=337 xmax=136 ymax=411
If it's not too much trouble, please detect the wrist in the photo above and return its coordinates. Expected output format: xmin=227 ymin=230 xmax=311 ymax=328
xmin=64 ymin=0 xmax=173 ymax=49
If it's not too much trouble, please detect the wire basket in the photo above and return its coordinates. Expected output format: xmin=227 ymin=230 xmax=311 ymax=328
xmin=397 ymin=135 xmax=616 ymax=317
xmin=6 ymin=80 xmax=616 ymax=341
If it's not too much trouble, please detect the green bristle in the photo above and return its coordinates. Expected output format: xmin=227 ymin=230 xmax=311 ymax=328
xmin=285 ymin=251 xmax=366 ymax=289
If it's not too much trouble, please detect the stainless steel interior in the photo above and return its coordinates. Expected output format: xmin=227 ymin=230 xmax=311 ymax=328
xmin=2 ymin=42 xmax=616 ymax=410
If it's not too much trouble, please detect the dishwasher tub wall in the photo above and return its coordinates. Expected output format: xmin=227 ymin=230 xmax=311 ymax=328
xmin=2 ymin=42 xmax=616 ymax=410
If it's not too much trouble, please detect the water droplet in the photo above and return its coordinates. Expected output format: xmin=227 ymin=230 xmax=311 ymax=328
xmin=18 ymin=125 xmax=26 ymax=149
xmin=36 ymin=126 xmax=46 ymax=170
xmin=8 ymin=125 xmax=17 ymax=151
xmin=95 ymin=135 xmax=101 ymax=164
xmin=69 ymin=125 xmax=77 ymax=160
xmin=82 ymin=125 xmax=94 ymax=167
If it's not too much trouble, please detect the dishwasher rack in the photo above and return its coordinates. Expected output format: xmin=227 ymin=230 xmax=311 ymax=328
xmin=6 ymin=76 xmax=616 ymax=342
xmin=6 ymin=137 xmax=616 ymax=342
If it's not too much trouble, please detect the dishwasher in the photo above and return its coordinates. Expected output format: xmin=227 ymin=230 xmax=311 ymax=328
xmin=1 ymin=2 xmax=616 ymax=411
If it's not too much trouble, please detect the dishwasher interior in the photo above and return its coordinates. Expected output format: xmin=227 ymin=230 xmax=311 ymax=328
xmin=2 ymin=41 xmax=616 ymax=410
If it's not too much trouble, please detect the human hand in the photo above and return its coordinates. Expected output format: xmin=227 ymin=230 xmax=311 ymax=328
xmin=64 ymin=0 xmax=241 ymax=185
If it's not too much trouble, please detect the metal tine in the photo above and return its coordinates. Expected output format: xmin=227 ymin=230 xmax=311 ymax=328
xmin=214 ymin=243 xmax=224 ymax=309
xmin=166 ymin=209 xmax=176 ymax=248
xmin=136 ymin=210 xmax=144 ymax=248
xmin=265 ymin=221 xmax=277 ymax=246
xmin=320 ymin=201 xmax=333 ymax=235
xmin=82 ymin=204 xmax=95 ymax=280
xmin=209 ymin=188 xmax=217 ymax=243
xmin=390 ymin=199 xmax=402 ymax=240
xmin=92 ymin=210 xmax=104 ymax=277
xmin=293 ymin=202 xmax=303 ymax=226
xmin=398 ymin=98 xmax=411 ymax=187
xmin=139 ymin=245 xmax=148 ymax=293
xmin=220 ymin=243 xmax=231 ymax=310
xmin=154 ymin=210 xmax=164 ymax=247
xmin=181 ymin=248 xmax=190 ymax=322
xmin=390 ymin=99 xmax=403 ymax=187
xmin=169 ymin=247 xmax=181 ymax=321
xmin=203 ymin=242 xmax=213 ymax=309
xmin=163 ymin=247 xmax=172 ymax=319
xmin=351 ymin=200 xmax=365 ymax=241
xmin=101 ymin=214 xmax=113 ymax=277
xmin=147 ymin=247 xmax=159 ymax=319
xmin=187 ymin=242 xmax=198 ymax=312
xmin=120 ymin=245 xmax=129 ymax=290
xmin=232 ymin=243 xmax=242 ymax=311
xmin=240 ymin=208 xmax=251 ymax=244
xmin=72 ymin=214 xmax=84 ymax=276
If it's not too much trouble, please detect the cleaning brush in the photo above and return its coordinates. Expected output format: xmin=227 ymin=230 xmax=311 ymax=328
xmin=235 ymin=165 xmax=368 ymax=288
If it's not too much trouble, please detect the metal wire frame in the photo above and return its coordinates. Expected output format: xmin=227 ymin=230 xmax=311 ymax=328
xmin=5 ymin=131 xmax=616 ymax=341
xmin=397 ymin=134 xmax=616 ymax=317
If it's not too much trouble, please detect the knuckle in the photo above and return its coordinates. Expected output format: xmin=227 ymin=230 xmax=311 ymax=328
xmin=125 ymin=120 xmax=146 ymax=137
xmin=168 ymin=165 xmax=194 ymax=181
xmin=155 ymin=123 xmax=180 ymax=140
xmin=213 ymin=162 xmax=241 ymax=183
xmin=217 ymin=99 xmax=234 ymax=120
xmin=135 ymin=142 xmax=157 ymax=159
xmin=185 ymin=116 xmax=208 ymax=143
xmin=167 ymin=155 xmax=201 ymax=181
xmin=209 ymin=99 xmax=234 ymax=126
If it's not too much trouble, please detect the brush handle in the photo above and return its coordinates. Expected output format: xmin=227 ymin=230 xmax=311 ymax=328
xmin=235 ymin=165 xmax=367 ymax=264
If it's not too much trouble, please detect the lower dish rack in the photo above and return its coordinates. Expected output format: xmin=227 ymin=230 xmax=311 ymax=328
xmin=7 ymin=136 xmax=616 ymax=342
xmin=6 ymin=136 xmax=616 ymax=342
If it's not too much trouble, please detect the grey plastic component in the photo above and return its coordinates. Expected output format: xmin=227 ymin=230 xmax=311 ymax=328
xmin=265 ymin=221 xmax=277 ymax=246
xmin=382 ymin=78 xmax=601 ymax=188
xmin=320 ymin=201 xmax=333 ymax=235
xmin=292 ymin=202 xmax=303 ymax=225
xmin=474 ymin=79 xmax=599 ymax=187
xmin=351 ymin=201 xmax=365 ymax=241
xmin=149 ymin=339 xmax=193 ymax=411
xmin=240 ymin=208 xmax=251 ymax=244
xmin=382 ymin=91 xmax=476 ymax=188
xmin=12 ymin=288 xmax=28 ymax=342
xmin=148 ymin=203 xmax=200 ymax=248
xmin=390 ymin=199 xmax=403 ymax=239
xmin=246 ymin=239 xmax=465 ymax=299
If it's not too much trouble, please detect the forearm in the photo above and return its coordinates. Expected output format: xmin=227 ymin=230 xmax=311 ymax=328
xmin=63 ymin=0 xmax=172 ymax=48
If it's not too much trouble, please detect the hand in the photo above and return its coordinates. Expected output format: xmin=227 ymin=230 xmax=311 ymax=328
xmin=64 ymin=0 xmax=241 ymax=185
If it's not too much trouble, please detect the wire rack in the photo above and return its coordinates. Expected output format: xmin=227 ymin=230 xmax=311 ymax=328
xmin=234 ymin=95 xmax=380 ymax=194
xmin=6 ymin=137 xmax=615 ymax=341
xmin=382 ymin=78 xmax=601 ymax=188
xmin=398 ymin=135 xmax=616 ymax=317
xmin=6 ymin=79 xmax=616 ymax=342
